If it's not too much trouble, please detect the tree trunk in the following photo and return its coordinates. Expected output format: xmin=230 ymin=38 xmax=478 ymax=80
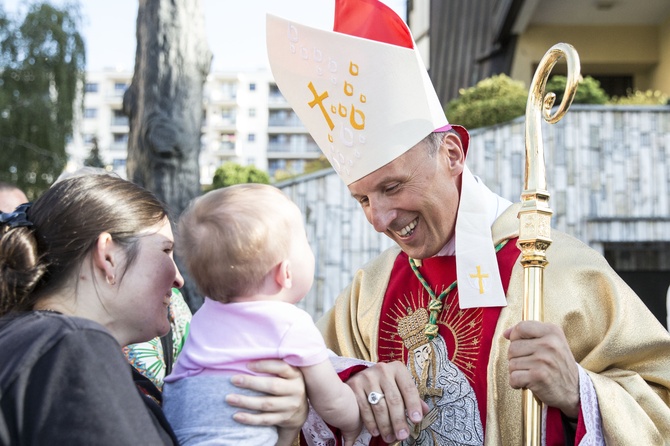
xmin=123 ymin=0 xmax=212 ymax=311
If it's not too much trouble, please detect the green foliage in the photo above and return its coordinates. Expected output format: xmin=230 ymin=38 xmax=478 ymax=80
xmin=210 ymin=162 xmax=270 ymax=189
xmin=0 ymin=2 xmax=85 ymax=198
xmin=445 ymin=74 xmax=528 ymax=130
xmin=610 ymin=89 xmax=669 ymax=105
xmin=272 ymin=157 xmax=332 ymax=182
xmin=546 ymin=75 xmax=609 ymax=105
xmin=304 ymin=155 xmax=332 ymax=175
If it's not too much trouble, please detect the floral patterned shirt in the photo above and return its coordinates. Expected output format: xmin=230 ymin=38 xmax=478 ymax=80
xmin=124 ymin=288 xmax=192 ymax=391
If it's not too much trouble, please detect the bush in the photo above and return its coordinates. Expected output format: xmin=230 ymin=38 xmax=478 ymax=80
xmin=272 ymin=157 xmax=333 ymax=182
xmin=445 ymin=74 xmax=528 ymax=130
xmin=210 ymin=162 xmax=270 ymax=189
xmin=610 ymin=89 xmax=669 ymax=105
xmin=545 ymin=75 xmax=609 ymax=105
xmin=304 ymin=156 xmax=332 ymax=175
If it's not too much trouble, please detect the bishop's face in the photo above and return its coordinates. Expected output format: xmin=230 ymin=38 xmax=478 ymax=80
xmin=348 ymin=133 xmax=465 ymax=260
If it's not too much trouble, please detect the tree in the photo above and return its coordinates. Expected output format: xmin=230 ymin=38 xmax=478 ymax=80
xmin=210 ymin=162 xmax=270 ymax=189
xmin=0 ymin=2 xmax=85 ymax=199
xmin=123 ymin=0 xmax=212 ymax=311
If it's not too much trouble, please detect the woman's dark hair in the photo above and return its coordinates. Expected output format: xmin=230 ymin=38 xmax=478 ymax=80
xmin=0 ymin=174 xmax=169 ymax=316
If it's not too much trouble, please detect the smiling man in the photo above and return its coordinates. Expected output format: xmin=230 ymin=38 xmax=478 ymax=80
xmin=267 ymin=1 xmax=670 ymax=445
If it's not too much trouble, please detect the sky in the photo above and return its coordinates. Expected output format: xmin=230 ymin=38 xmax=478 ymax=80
xmin=1 ymin=0 xmax=407 ymax=72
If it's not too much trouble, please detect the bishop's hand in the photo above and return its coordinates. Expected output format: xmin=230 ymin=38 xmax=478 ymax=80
xmin=345 ymin=360 xmax=427 ymax=443
xmin=504 ymin=321 xmax=580 ymax=418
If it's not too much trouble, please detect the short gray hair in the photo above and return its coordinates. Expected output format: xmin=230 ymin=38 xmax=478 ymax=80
xmin=422 ymin=129 xmax=460 ymax=157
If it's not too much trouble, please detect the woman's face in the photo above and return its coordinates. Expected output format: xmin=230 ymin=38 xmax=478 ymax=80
xmin=112 ymin=218 xmax=184 ymax=345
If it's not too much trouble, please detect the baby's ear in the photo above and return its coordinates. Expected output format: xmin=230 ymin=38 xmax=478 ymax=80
xmin=274 ymin=259 xmax=293 ymax=289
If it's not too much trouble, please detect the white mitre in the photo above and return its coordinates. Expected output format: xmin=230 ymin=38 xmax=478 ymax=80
xmin=266 ymin=3 xmax=447 ymax=185
xmin=267 ymin=0 xmax=508 ymax=309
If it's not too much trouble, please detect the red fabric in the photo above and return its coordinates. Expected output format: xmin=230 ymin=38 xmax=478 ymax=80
xmin=575 ymin=406 xmax=587 ymax=443
xmin=333 ymin=0 xmax=413 ymax=49
xmin=377 ymin=238 xmax=520 ymax=435
xmin=547 ymin=405 xmax=586 ymax=445
xmin=546 ymin=407 xmax=566 ymax=445
xmin=338 ymin=364 xmax=369 ymax=382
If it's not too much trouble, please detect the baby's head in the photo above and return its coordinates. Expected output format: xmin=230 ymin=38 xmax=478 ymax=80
xmin=177 ymin=183 xmax=314 ymax=303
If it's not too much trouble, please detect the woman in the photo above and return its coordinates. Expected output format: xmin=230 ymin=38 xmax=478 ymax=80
xmin=0 ymin=174 xmax=307 ymax=445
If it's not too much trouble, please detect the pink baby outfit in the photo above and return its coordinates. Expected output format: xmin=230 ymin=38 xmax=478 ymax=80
xmin=165 ymin=297 xmax=330 ymax=382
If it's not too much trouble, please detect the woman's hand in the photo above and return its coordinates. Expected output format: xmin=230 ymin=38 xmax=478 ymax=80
xmin=225 ymin=359 xmax=307 ymax=446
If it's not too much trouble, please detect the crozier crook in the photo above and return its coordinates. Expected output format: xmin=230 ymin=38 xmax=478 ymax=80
xmin=518 ymin=43 xmax=581 ymax=446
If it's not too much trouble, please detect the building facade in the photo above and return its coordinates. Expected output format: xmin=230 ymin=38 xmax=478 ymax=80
xmin=408 ymin=0 xmax=670 ymax=103
xmin=67 ymin=69 xmax=320 ymax=184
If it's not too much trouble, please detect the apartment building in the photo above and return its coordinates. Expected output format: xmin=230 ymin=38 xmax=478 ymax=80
xmin=67 ymin=69 xmax=321 ymax=184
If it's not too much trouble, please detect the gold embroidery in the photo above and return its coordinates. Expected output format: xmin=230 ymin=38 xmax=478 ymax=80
xmin=379 ymin=286 xmax=484 ymax=384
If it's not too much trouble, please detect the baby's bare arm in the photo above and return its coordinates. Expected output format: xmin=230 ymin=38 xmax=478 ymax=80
xmin=301 ymin=360 xmax=362 ymax=442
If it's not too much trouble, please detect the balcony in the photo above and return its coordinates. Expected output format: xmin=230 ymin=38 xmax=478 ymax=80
xmin=267 ymin=141 xmax=320 ymax=155
xmin=110 ymin=117 xmax=129 ymax=128
xmin=210 ymin=141 xmax=236 ymax=157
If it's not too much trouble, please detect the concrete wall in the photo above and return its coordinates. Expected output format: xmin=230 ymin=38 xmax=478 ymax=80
xmin=278 ymin=106 xmax=670 ymax=320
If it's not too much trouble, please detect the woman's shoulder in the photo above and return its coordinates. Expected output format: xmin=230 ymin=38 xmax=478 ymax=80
xmin=1 ymin=310 xmax=112 ymax=342
xmin=0 ymin=312 xmax=118 ymax=388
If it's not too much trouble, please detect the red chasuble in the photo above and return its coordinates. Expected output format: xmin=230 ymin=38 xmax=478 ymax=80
xmin=374 ymin=238 xmax=566 ymax=445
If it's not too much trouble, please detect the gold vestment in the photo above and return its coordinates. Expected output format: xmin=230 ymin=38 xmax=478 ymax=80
xmin=317 ymin=203 xmax=670 ymax=445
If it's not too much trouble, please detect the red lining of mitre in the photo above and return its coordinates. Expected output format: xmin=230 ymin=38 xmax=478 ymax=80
xmin=435 ymin=124 xmax=471 ymax=157
xmin=333 ymin=0 xmax=413 ymax=49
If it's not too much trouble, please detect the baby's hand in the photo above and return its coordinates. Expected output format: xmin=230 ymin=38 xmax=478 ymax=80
xmin=341 ymin=423 xmax=363 ymax=446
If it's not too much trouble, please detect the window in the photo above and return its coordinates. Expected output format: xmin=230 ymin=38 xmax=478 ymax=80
xmin=220 ymin=133 xmax=236 ymax=143
xmin=221 ymin=82 xmax=237 ymax=99
xmin=247 ymin=133 xmax=256 ymax=142
xmin=111 ymin=109 xmax=128 ymax=126
xmin=249 ymin=108 xmax=256 ymax=118
xmin=84 ymin=108 xmax=98 ymax=119
xmin=590 ymin=75 xmax=633 ymax=98
xmin=114 ymin=82 xmax=128 ymax=94
xmin=219 ymin=132 xmax=235 ymax=151
xmin=113 ymin=133 xmax=128 ymax=143
xmin=220 ymin=108 xmax=236 ymax=125
xmin=85 ymin=83 xmax=99 ymax=93
xmin=268 ymin=159 xmax=286 ymax=177
xmin=249 ymin=83 xmax=256 ymax=92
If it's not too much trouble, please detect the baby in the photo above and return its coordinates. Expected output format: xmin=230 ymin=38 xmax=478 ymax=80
xmin=163 ymin=183 xmax=362 ymax=446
